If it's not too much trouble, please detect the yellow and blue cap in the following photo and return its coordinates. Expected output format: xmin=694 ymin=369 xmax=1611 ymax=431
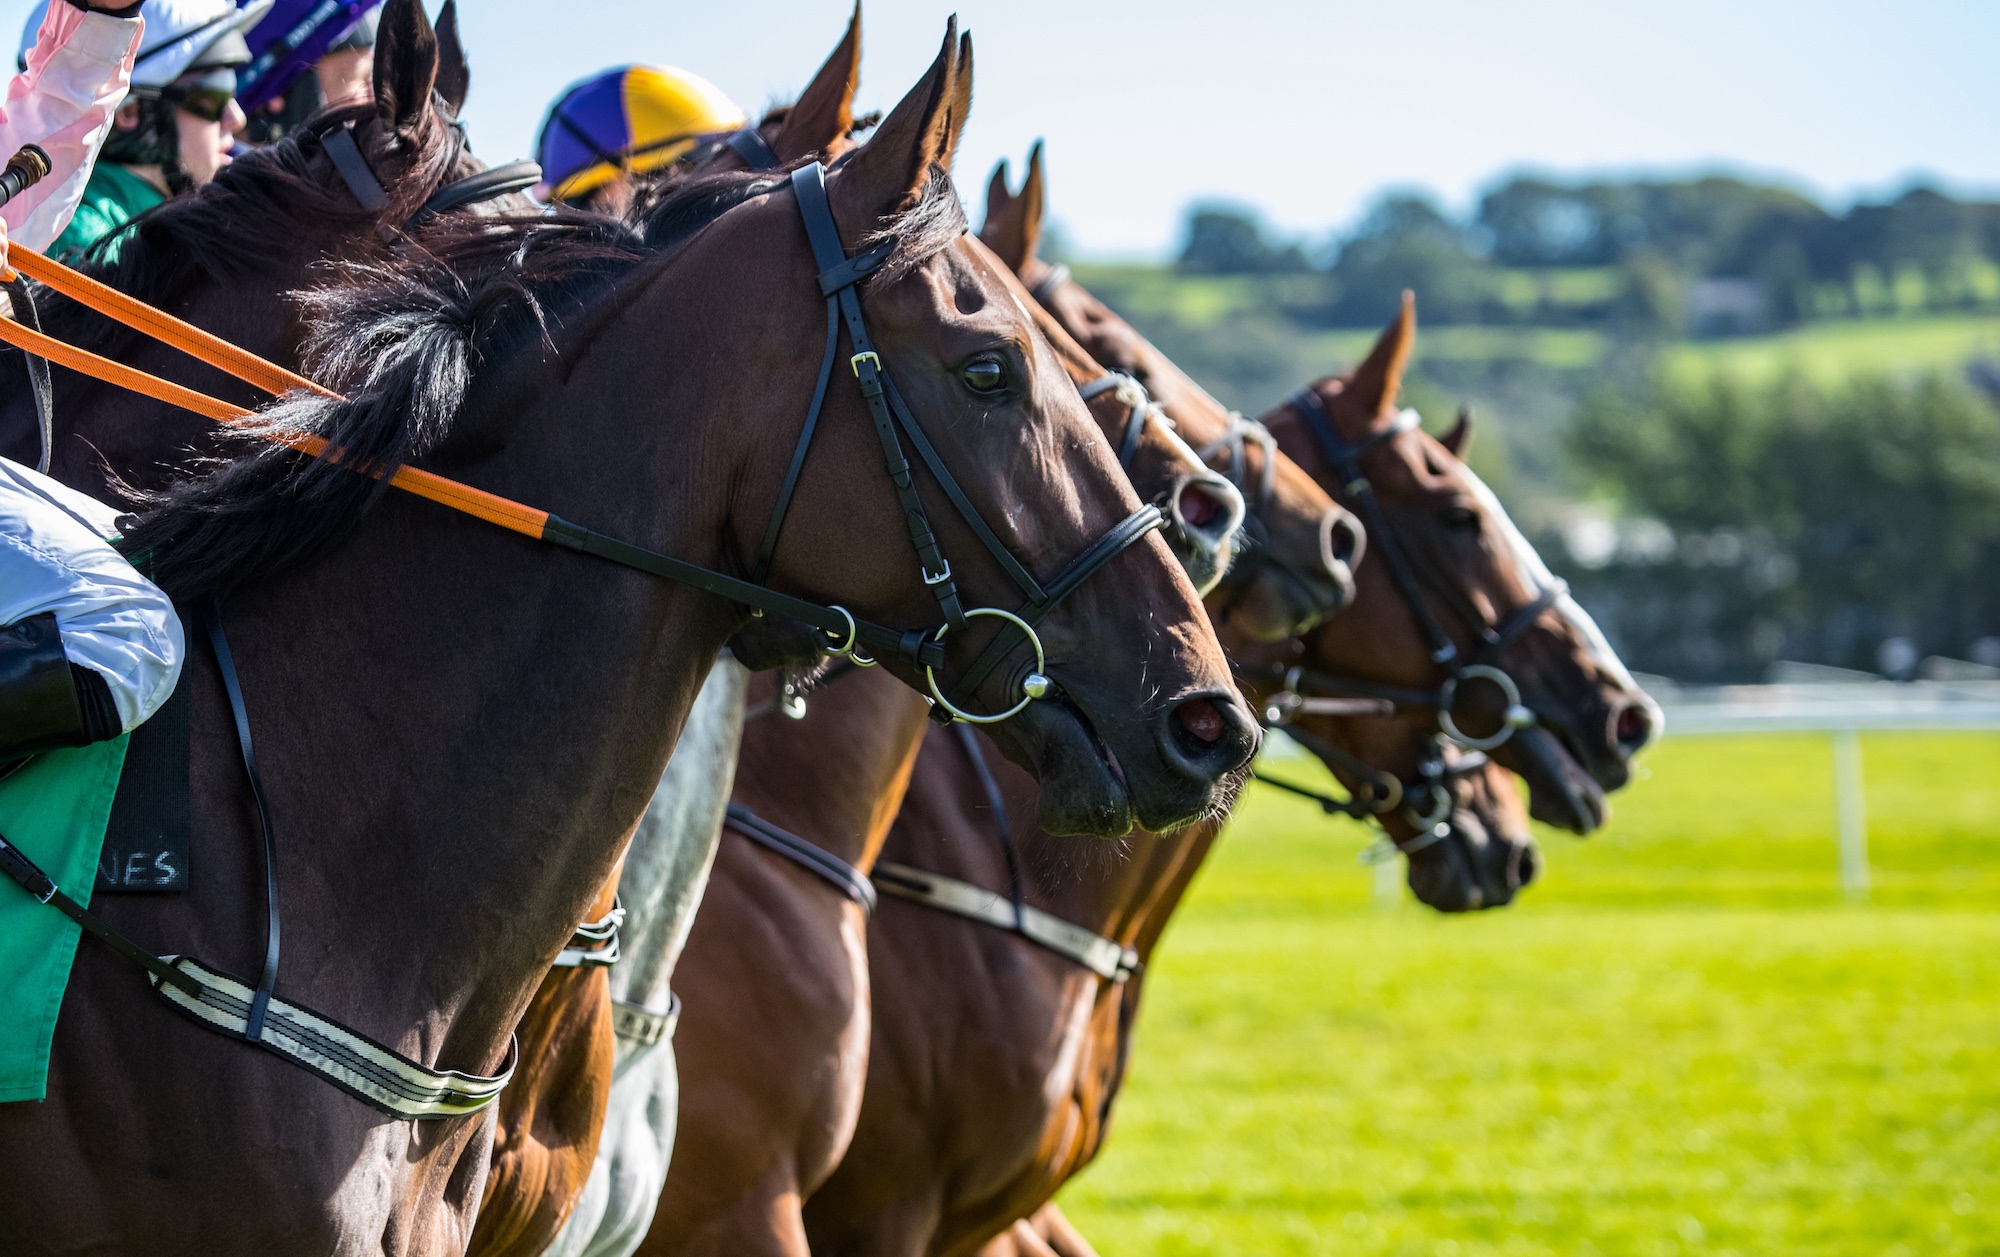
xmin=534 ymin=65 xmax=748 ymax=202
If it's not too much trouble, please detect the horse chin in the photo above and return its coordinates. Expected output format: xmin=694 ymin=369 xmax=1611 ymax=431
xmin=1402 ymin=807 xmax=1540 ymax=912
xmin=993 ymin=696 xmax=1137 ymax=837
xmin=1505 ymin=724 xmax=1608 ymax=834
xmin=1214 ymin=568 xmax=1345 ymax=646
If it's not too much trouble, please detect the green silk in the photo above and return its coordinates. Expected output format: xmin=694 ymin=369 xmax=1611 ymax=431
xmin=0 ymin=735 xmax=130 ymax=1102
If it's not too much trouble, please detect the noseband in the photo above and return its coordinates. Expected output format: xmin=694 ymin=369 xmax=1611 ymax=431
xmin=1249 ymin=389 xmax=1565 ymax=844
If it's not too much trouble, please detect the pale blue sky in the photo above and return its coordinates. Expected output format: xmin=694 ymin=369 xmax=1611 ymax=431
xmin=11 ymin=1 xmax=1997 ymax=256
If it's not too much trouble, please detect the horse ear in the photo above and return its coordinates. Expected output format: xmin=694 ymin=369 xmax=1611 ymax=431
xmin=1349 ymin=289 xmax=1416 ymax=417
xmin=825 ymin=17 xmax=958 ymax=240
xmin=772 ymin=2 xmax=861 ymax=162
xmin=943 ymin=31 xmax=973 ymax=164
xmin=433 ymin=0 xmax=470 ymax=118
xmin=1440 ymin=404 xmax=1473 ymax=457
xmin=373 ymin=0 xmax=440 ymax=138
xmin=978 ymin=160 xmax=1014 ymax=255
xmin=979 ymin=142 xmax=1044 ymax=273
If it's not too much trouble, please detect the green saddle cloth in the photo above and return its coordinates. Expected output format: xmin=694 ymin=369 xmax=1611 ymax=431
xmin=0 ymin=736 xmax=130 ymax=1103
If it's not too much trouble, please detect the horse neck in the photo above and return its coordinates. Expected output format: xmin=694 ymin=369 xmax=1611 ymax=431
xmin=731 ymin=667 xmax=933 ymax=869
xmin=607 ymin=657 xmax=751 ymax=1011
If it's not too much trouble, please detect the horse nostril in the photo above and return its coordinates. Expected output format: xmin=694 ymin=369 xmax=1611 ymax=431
xmin=1179 ymin=484 xmax=1222 ymax=528
xmin=1612 ymin=701 xmax=1656 ymax=756
xmin=1319 ymin=505 xmax=1366 ymax=576
xmin=1515 ymin=842 xmax=1540 ymax=888
xmin=1174 ymin=697 xmax=1224 ymax=744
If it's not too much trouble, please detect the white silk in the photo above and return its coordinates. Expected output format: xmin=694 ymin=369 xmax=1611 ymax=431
xmin=2 ymin=3 xmax=141 ymax=251
xmin=0 ymin=458 xmax=183 ymax=731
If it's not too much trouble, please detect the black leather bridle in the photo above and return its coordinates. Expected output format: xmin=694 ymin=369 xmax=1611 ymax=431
xmin=748 ymin=163 xmax=1164 ymax=724
xmin=1248 ymin=388 xmax=1566 ymax=843
xmin=309 ymin=113 xmax=541 ymax=226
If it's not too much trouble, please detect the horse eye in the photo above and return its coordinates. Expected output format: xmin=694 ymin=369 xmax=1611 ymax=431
xmin=961 ymin=357 xmax=1008 ymax=395
xmin=1443 ymin=504 xmax=1481 ymax=532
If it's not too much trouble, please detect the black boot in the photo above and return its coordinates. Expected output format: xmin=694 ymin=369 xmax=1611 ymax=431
xmin=0 ymin=613 xmax=121 ymax=763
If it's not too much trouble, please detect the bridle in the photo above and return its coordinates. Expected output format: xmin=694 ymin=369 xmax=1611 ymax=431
xmin=761 ymin=163 xmax=1166 ymax=724
xmin=1030 ymin=265 xmax=1328 ymax=617
xmin=1246 ymin=388 xmax=1566 ymax=847
xmin=305 ymin=111 xmax=542 ymax=227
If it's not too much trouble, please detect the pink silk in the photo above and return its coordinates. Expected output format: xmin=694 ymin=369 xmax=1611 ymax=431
xmin=1 ymin=3 xmax=142 ymax=250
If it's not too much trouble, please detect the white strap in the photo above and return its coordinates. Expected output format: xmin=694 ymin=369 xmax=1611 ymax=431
xmin=153 ymin=956 xmax=515 ymax=1119
xmin=871 ymin=861 xmax=1139 ymax=982
xmin=609 ymin=993 xmax=681 ymax=1048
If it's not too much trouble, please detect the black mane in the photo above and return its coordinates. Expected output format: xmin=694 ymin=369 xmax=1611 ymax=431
xmin=120 ymin=159 xmax=970 ymax=598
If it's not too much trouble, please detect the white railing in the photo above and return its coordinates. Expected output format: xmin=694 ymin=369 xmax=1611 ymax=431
xmin=1648 ymin=678 xmax=2000 ymax=898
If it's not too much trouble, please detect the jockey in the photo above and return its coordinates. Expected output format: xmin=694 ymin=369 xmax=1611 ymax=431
xmin=30 ymin=0 xmax=271 ymax=257
xmin=240 ymin=1 xmax=378 ymax=143
xmin=1 ymin=0 xmax=183 ymax=764
xmin=533 ymin=64 xmax=748 ymax=214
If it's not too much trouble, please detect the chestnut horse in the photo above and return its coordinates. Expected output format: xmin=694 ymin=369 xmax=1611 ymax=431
xmin=479 ymin=13 xmax=887 ymax=1257
xmin=0 ymin=24 xmax=1252 ymax=1254
xmin=640 ymin=204 xmax=1334 ymax=1252
xmin=800 ymin=157 xmax=1655 ymax=1257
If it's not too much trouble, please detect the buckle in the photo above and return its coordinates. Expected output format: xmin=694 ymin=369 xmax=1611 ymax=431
xmin=922 ymin=560 xmax=952 ymax=586
xmin=850 ymin=351 xmax=881 ymax=376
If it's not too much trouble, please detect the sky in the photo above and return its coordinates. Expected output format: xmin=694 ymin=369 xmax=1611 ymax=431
xmin=8 ymin=0 xmax=1998 ymax=258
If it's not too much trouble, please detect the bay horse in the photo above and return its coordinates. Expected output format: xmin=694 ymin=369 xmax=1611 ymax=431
xmin=800 ymin=160 xmax=1657 ymax=1257
xmin=986 ymin=147 xmax=1596 ymax=911
xmin=638 ymin=210 xmax=1335 ymax=1255
xmin=0 ymin=23 xmax=1253 ymax=1255
xmin=480 ymin=12 xmax=886 ymax=1257
xmin=1 ymin=5 xmax=640 ymax=1249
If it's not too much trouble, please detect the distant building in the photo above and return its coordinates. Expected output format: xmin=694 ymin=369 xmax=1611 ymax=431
xmin=1686 ymin=278 xmax=1768 ymax=335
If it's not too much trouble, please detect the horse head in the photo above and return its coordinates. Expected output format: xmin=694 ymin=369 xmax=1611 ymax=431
xmin=1248 ymin=294 xmax=1659 ymax=908
xmin=980 ymin=143 xmax=1360 ymax=642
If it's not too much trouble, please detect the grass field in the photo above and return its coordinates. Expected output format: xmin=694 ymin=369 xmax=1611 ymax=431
xmin=1056 ymin=732 xmax=2000 ymax=1255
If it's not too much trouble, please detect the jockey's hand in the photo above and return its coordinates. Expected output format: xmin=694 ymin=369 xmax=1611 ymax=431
xmin=0 ymin=216 xmax=12 ymax=284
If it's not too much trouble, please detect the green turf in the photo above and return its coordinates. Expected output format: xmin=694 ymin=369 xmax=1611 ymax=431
xmin=1055 ymin=732 xmax=2000 ymax=1254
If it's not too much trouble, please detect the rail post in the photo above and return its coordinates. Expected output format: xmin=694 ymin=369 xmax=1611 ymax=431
xmin=1833 ymin=728 xmax=1869 ymax=900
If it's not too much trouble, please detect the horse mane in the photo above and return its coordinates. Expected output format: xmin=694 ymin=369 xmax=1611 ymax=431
xmin=119 ymin=160 xmax=968 ymax=598
xmin=31 ymin=103 xmax=454 ymax=368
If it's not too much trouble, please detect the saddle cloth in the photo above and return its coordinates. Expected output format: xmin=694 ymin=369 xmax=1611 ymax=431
xmin=0 ymin=733 xmax=130 ymax=1102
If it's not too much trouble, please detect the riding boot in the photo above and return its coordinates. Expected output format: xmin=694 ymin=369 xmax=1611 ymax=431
xmin=0 ymin=612 xmax=120 ymax=763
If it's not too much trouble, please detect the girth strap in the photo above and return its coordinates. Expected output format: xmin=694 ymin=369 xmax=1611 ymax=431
xmin=871 ymin=861 xmax=1139 ymax=983
xmin=724 ymin=803 xmax=876 ymax=913
xmin=610 ymin=993 xmax=681 ymax=1047
xmin=0 ymin=829 xmax=515 ymax=1119
xmin=552 ymin=896 xmax=624 ymax=968
xmin=154 ymin=955 xmax=516 ymax=1118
